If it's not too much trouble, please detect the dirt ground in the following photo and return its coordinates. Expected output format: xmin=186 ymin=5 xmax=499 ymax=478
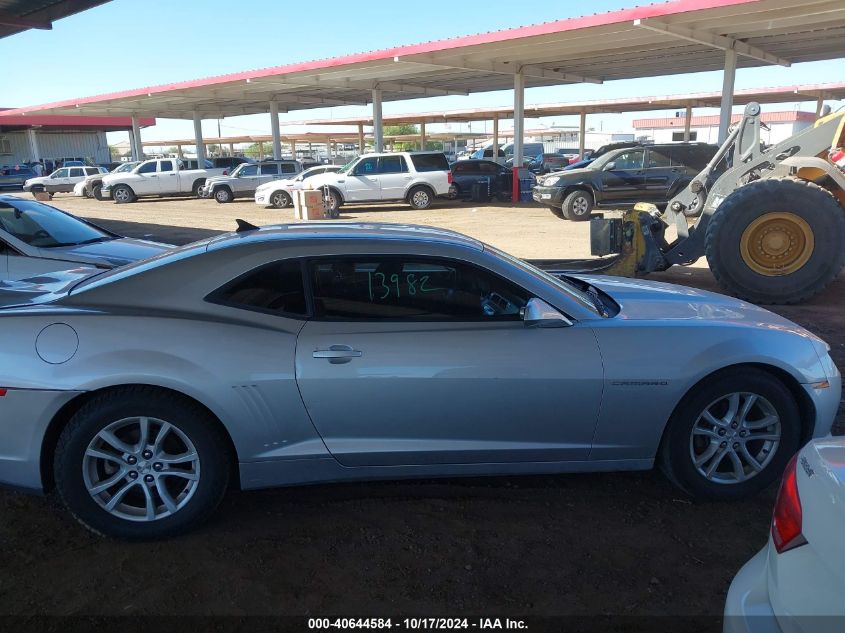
xmin=0 ymin=192 xmax=842 ymax=626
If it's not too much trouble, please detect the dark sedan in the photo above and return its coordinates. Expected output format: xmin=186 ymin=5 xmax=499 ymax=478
xmin=450 ymin=159 xmax=512 ymax=200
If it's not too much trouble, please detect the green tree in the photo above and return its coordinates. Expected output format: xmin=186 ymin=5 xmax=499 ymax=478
xmin=385 ymin=124 xmax=421 ymax=151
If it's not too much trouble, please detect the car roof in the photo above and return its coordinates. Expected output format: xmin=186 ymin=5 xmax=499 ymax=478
xmin=205 ymin=222 xmax=483 ymax=252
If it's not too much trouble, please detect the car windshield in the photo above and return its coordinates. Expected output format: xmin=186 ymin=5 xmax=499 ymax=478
xmin=338 ymin=158 xmax=360 ymax=174
xmin=229 ymin=164 xmax=246 ymax=177
xmin=588 ymin=151 xmax=620 ymax=170
xmin=484 ymin=244 xmax=601 ymax=315
xmin=113 ymin=162 xmax=136 ymax=173
xmin=0 ymin=199 xmax=113 ymax=248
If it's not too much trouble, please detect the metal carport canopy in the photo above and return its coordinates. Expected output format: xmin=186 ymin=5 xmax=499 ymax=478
xmin=0 ymin=0 xmax=112 ymax=39
xmin=5 ymin=0 xmax=845 ymax=119
xmin=283 ymin=82 xmax=845 ymax=127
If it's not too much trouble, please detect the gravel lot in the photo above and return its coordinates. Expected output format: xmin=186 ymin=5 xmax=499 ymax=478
xmin=0 ymin=192 xmax=842 ymax=626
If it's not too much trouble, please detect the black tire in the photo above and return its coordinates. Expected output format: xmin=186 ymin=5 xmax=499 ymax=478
xmin=561 ymin=189 xmax=593 ymax=221
xmin=324 ymin=188 xmax=342 ymax=216
xmin=214 ymin=187 xmax=233 ymax=204
xmin=112 ymin=184 xmax=136 ymax=204
xmin=548 ymin=205 xmax=564 ymax=219
xmin=54 ymin=386 xmax=231 ymax=540
xmin=92 ymin=184 xmax=104 ymax=200
xmin=191 ymin=180 xmax=205 ymax=198
xmin=270 ymin=190 xmax=292 ymax=209
xmin=705 ymin=179 xmax=845 ymax=304
xmin=407 ymin=185 xmax=434 ymax=210
xmin=659 ymin=367 xmax=800 ymax=501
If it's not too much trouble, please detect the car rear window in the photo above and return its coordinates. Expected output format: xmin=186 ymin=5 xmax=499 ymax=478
xmin=410 ymin=153 xmax=449 ymax=172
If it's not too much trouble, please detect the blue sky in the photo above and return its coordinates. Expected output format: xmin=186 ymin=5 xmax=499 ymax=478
xmin=1 ymin=0 xmax=842 ymax=144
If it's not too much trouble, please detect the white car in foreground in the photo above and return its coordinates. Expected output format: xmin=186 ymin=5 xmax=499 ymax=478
xmin=724 ymin=438 xmax=845 ymax=633
xmin=254 ymin=164 xmax=342 ymax=208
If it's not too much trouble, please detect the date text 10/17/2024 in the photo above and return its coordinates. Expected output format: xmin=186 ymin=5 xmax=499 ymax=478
xmin=308 ymin=618 xmax=529 ymax=630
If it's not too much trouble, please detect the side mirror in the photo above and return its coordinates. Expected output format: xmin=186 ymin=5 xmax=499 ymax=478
xmin=603 ymin=161 xmax=616 ymax=171
xmin=521 ymin=298 xmax=572 ymax=328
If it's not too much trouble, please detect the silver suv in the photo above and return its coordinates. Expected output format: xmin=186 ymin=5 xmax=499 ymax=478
xmin=200 ymin=160 xmax=302 ymax=203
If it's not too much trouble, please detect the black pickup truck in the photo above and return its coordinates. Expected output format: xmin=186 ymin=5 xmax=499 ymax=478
xmin=532 ymin=142 xmax=720 ymax=221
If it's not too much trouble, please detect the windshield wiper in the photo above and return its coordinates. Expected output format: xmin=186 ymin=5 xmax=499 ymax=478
xmin=586 ymin=286 xmax=610 ymax=318
xmin=75 ymin=236 xmax=114 ymax=245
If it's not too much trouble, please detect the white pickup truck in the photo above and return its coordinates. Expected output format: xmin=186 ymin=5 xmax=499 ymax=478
xmin=100 ymin=158 xmax=227 ymax=203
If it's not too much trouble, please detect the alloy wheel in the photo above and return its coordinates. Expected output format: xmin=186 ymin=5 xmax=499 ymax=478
xmin=572 ymin=195 xmax=590 ymax=216
xmin=82 ymin=416 xmax=201 ymax=522
xmin=412 ymin=190 xmax=430 ymax=208
xmin=689 ymin=392 xmax=781 ymax=484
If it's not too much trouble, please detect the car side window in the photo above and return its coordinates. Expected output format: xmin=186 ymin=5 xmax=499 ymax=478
xmin=159 ymin=160 xmax=175 ymax=172
xmin=280 ymin=163 xmax=298 ymax=174
xmin=207 ymin=259 xmax=308 ymax=317
xmin=646 ymin=149 xmax=671 ymax=168
xmin=309 ymin=257 xmax=529 ymax=321
xmin=239 ymin=164 xmax=259 ymax=176
xmin=355 ymin=158 xmax=378 ymax=175
xmin=52 ymin=169 xmax=69 ymax=178
xmin=611 ymin=150 xmax=644 ymax=170
xmin=69 ymin=168 xmax=83 ymax=178
xmin=260 ymin=163 xmax=279 ymax=176
xmin=378 ymin=156 xmax=407 ymax=174
xmin=84 ymin=167 xmax=99 ymax=176
xmin=137 ymin=162 xmax=157 ymax=174
xmin=478 ymin=162 xmax=499 ymax=173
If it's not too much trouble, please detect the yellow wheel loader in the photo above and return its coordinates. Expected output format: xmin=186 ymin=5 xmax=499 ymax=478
xmin=544 ymin=102 xmax=845 ymax=305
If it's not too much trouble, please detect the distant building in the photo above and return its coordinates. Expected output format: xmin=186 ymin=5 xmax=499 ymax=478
xmin=0 ymin=111 xmax=154 ymax=166
xmin=633 ymin=111 xmax=817 ymax=145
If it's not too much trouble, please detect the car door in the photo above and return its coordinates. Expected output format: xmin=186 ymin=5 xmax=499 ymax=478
xmin=235 ymin=163 xmax=260 ymax=193
xmin=131 ymin=161 xmax=160 ymax=194
xmin=377 ymin=155 xmax=411 ymax=200
xmin=45 ymin=168 xmax=70 ymax=193
xmin=642 ymin=147 xmax=676 ymax=202
xmin=599 ymin=148 xmax=646 ymax=204
xmin=295 ymin=255 xmax=604 ymax=467
xmin=65 ymin=168 xmax=85 ymax=192
xmin=258 ymin=163 xmax=280 ymax=188
xmin=344 ymin=157 xmax=381 ymax=202
xmin=155 ymin=159 xmax=180 ymax=194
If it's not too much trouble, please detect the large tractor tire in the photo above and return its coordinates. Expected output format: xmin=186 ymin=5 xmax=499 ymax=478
xmin=705 ymin=178 xmax=845 ymax=304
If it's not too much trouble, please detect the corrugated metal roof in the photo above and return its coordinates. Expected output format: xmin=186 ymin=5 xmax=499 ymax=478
xmin=633 ymin=109 xmax=818 ymax=127
xmin=5 ymin=0 xmax=845 ymax=120
xmin=284 ymin=82 xmax=845 ymax=127
xmin=0 ymin=0 xmax=112 ymax=39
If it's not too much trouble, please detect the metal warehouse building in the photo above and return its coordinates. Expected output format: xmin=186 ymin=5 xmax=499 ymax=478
xmin=0 ymin=111 xmax=154 ymax=167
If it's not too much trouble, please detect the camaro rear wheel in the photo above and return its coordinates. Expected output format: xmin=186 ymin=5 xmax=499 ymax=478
xmin=54 ymin=387 xmax=230 ymax=539
xmin=659 ymin=368 xmax=800 ymax=501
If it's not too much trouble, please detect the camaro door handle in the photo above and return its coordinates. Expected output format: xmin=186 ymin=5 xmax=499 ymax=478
xmin=313 ymin=345 xmax=363 ymax=363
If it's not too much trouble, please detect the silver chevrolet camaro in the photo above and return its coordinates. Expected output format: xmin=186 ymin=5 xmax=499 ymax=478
xmin=0 ymin=222 xmax=839 ymax=539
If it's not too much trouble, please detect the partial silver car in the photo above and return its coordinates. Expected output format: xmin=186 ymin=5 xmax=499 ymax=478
xmin=0 ymin=194 xmax=172 ymax=280
xmin=0 ymin=222 xmax=838 ymax=539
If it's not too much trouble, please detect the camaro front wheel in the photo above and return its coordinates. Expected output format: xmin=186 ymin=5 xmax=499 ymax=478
xmin=54 ymin=387 xmax=230 ymax=539
xmin=659 ymin=368 xmax=800 ymax=501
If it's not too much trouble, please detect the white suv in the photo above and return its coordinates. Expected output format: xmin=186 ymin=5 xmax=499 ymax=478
xmin=305 ymin=152 xmax=454 ymax=213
